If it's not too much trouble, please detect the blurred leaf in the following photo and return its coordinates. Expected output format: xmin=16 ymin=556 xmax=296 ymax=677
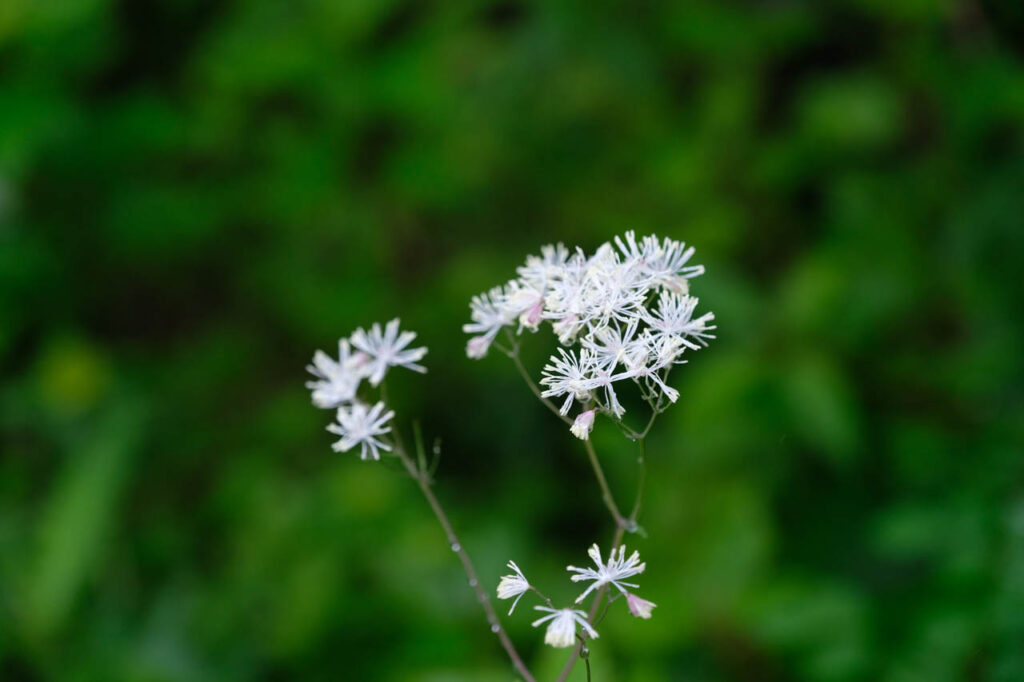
xmin=22 ymin=403 xmax=142 ymax=641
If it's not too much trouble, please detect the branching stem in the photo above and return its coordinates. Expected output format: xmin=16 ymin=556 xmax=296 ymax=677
xmin=554 ymin=429 xmax=651 ymax=682
xmin=503 ymin=333 xmax=572 ymax=426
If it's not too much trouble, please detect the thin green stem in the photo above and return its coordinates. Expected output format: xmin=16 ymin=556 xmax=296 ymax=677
xmin=582 ymin=438 xmax=627 ymax=529
xmin=629 ymin=437 xmax=647 ymax=522
xmin=637 ymin=408 xmax=659 ymax=440
xmin=529 ymin=585 xmax=554 ymax=608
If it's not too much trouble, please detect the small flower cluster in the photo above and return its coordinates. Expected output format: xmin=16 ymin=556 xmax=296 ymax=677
xmin=463 ymin=232 xmax=715 ymax=438
xmin=306 ymin=319 xmax=427 ymax=460
xmin=497 ymin=543 xmax=656 ymax=648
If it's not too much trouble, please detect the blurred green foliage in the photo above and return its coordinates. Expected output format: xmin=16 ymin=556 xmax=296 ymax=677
xmin=1 ymin=0 xmax=1023 ymax=680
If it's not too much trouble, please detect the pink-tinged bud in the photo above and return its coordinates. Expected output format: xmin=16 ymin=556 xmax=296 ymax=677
xmin=625 ymin=592 xmax=656 ymax=619
xmin=519 ymin=301 xmax=544 ymax=332
xmin=466 ymin=335 xmax=491 ymax=359
xmin=570 ymin=409 xmax=596 ymax=440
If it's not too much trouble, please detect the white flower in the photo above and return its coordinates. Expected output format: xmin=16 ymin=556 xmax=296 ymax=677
xmin=517 ymin=243 xmax=569 ymax=291
xmin=567 ymin=544 xmax=646 ymax=603
xmin=581 ymin=318 xmax=642 ymax=373
xmin=496 ymin=560 xmax=530 ymax=615
xmin=642 ymin=291 xmax=716 ymax=352
xmin=350 ymin=318 xmax=428 ymax=385
xmin=615 ymin=231 xmax=704 ymax=290
xmin=542 ymin=250 xmax=590 ymax=344
xmin=504 ymin=280 xmax=546 ymax=333
xmin=625 ymin=592 xmax=657 ymax=619
xmin=327 ymin=401 xmax=395 ymax=460
xmin=540 ymin=348 xmax=596 ymax=415
xmin=306 ymin=339 xmax=361 ymax=408
xmin=570 ymin=409 xmax=596 ymax=440
xmin=463 ymin=286 xmax=514 ymax=358
xmin=579 ymin=246 xmax=649 ymax=327
xmin=531 ymin=606 xmax=598 ymax=648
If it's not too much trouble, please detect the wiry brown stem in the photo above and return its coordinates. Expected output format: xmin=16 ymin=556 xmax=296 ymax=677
xmin=394 ymin=448 xmax=536 ymax=682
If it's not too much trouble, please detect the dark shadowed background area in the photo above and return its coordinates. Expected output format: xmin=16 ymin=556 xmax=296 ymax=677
xmin=2 ymin=1 xmax=1024 ymax=680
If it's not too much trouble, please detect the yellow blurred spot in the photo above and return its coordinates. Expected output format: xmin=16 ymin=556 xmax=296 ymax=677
xmin=36 ymin=337 xmax=110 ymax=414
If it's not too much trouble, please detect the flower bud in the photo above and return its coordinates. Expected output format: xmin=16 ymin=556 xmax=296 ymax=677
xmin=625 ymin=592 xmax=657 ymax=619
xmin=570 ymin=409 xmax=596 ymax=440
xmin=466 ymin=335 xmax=491 ymax=359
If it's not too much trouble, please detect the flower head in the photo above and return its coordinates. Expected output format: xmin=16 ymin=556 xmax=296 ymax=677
xmin=463 ymin=286 xmax=514 ymax=358
xmin=531 ymin=606 xmax=598 ymax=648
xmin=625 ymin=592 xmax=657 ymax=619
xmin=567 ymin=544 xmax=646 ymax=603
xmin=642 ymin=291 xmax=716 ymax=353
xmin=306 ymin=339 xmax=361 ymax=408
xmin=327 ymin=401 xmax=395 ymax=460
xmin=540 ymin=348 xmax=597 ymax=415
xmin=350 ymin=318 xmax=427 ymax=386
xmin=496 ymin=560 xmax=530 ymax=615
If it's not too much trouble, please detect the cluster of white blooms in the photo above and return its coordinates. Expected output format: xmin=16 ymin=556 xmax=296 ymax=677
xmin=463 ymin=232 xmax=715 ymax=436
xmin=306 ymin=319 xmax=427 ymax=460
xmin=497 ymin=543 xmax=655 ymax=648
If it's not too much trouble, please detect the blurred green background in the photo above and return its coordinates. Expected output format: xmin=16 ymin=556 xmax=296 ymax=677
xmin=2 ymin=0 xmax=1023 ymax=680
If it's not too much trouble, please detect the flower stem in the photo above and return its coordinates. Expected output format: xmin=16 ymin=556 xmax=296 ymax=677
xmin=394 ymin=447 xmax=536 ymax=682
xmin=583 ymin=438 xmax=627 ymax=529
xmin=504 ymin=332 xmax=572 ymax=425
xmin=629 ymin=437 xmax=647 ymax=522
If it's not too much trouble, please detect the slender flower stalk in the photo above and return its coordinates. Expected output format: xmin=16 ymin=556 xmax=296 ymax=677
xmin=392 ymin=443 xmax=537 ymax=682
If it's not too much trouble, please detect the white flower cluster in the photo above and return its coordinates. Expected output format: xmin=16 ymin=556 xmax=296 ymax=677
xmin=306 ymin=319 xmax=427 ymax=460
xmin=463 ymin=232 xmax=715 ymax=436
xmin=496 ymin=543 xmax=656 ymax=648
